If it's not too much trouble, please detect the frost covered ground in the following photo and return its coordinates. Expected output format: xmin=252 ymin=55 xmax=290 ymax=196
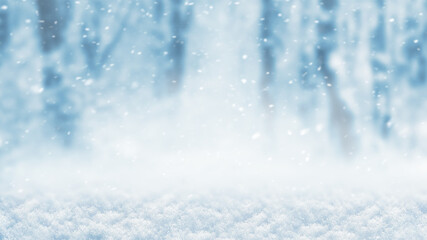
xmin=1 ymin=157 xmax=427 ymax=239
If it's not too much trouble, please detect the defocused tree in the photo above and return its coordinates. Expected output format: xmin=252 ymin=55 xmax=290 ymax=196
xmin=0 ymin=0 xmax=8 ymax=54
xmin=166 ymin=0 xmax=192 ymax=94
xmin=298 ymin=0 xmax=316 ymax=90
xmin=80 ymin=0 xmax=131 ymax=79
xmin=402 ymin=12 xmax=426 ymax=87
xmin=147 ymin=0 xmax=192 ymax=96
xmin=316 ymin=0 xmax=356 ymax=155
xmin=0 ymin=0 xmax=12 ymax=151
xmin=370 ymin=0 xmax=392 ymax=138
xmin=37 ymin=0 xmax=77 ymax=145
xmin=259 ymin=0 xmax=279 ymax=113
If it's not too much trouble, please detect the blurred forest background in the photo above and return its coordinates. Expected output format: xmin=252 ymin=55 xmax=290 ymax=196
xmin=0 ymin=0 xmax=426 ymax=162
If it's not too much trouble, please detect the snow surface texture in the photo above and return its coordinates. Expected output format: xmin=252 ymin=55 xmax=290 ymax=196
xmin=1 ymin=159 xmax=427 ymax=239
xmin=1 ymin=191 xmax=427 ymax=239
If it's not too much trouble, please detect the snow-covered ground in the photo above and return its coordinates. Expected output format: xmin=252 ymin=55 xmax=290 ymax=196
xmin=2 ymin=191 xmax=427 ymax=239
xmin=1 ymin=157 xmax=427 ymax=239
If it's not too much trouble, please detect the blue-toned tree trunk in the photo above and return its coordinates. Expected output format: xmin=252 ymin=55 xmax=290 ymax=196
xmin=149 ymin=0 xmax=192 ymax=97
xmin=37 ymin=0 xmax=77 ymax=145
xmin=370 ymin=0 xmax=392 ymax=139
xmin=298 ymin=0 xmax=316 ymax=90
xmin=317 ymin=0 xmax=356 ymax=155
xmin=259 ymin=0 xmax=277 ymax=113
xmin=0 ymin=0 xmax=11 ymax=151
xmin=0 ymin=0 xmax=8 ymax=55
xmin=402 ymin=13 xmax=426 ymax=87
xmin=166 ymin=0 xmax=192 ymax=95
xmin=80 ymin=0 xmax=130 ymax=79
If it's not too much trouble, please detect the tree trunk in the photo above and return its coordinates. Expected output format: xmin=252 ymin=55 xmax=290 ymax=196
xmin=37 ymin=0 xmax=76 ymax=145
xmin=317 ymin=0 xmax=357 ymax=155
